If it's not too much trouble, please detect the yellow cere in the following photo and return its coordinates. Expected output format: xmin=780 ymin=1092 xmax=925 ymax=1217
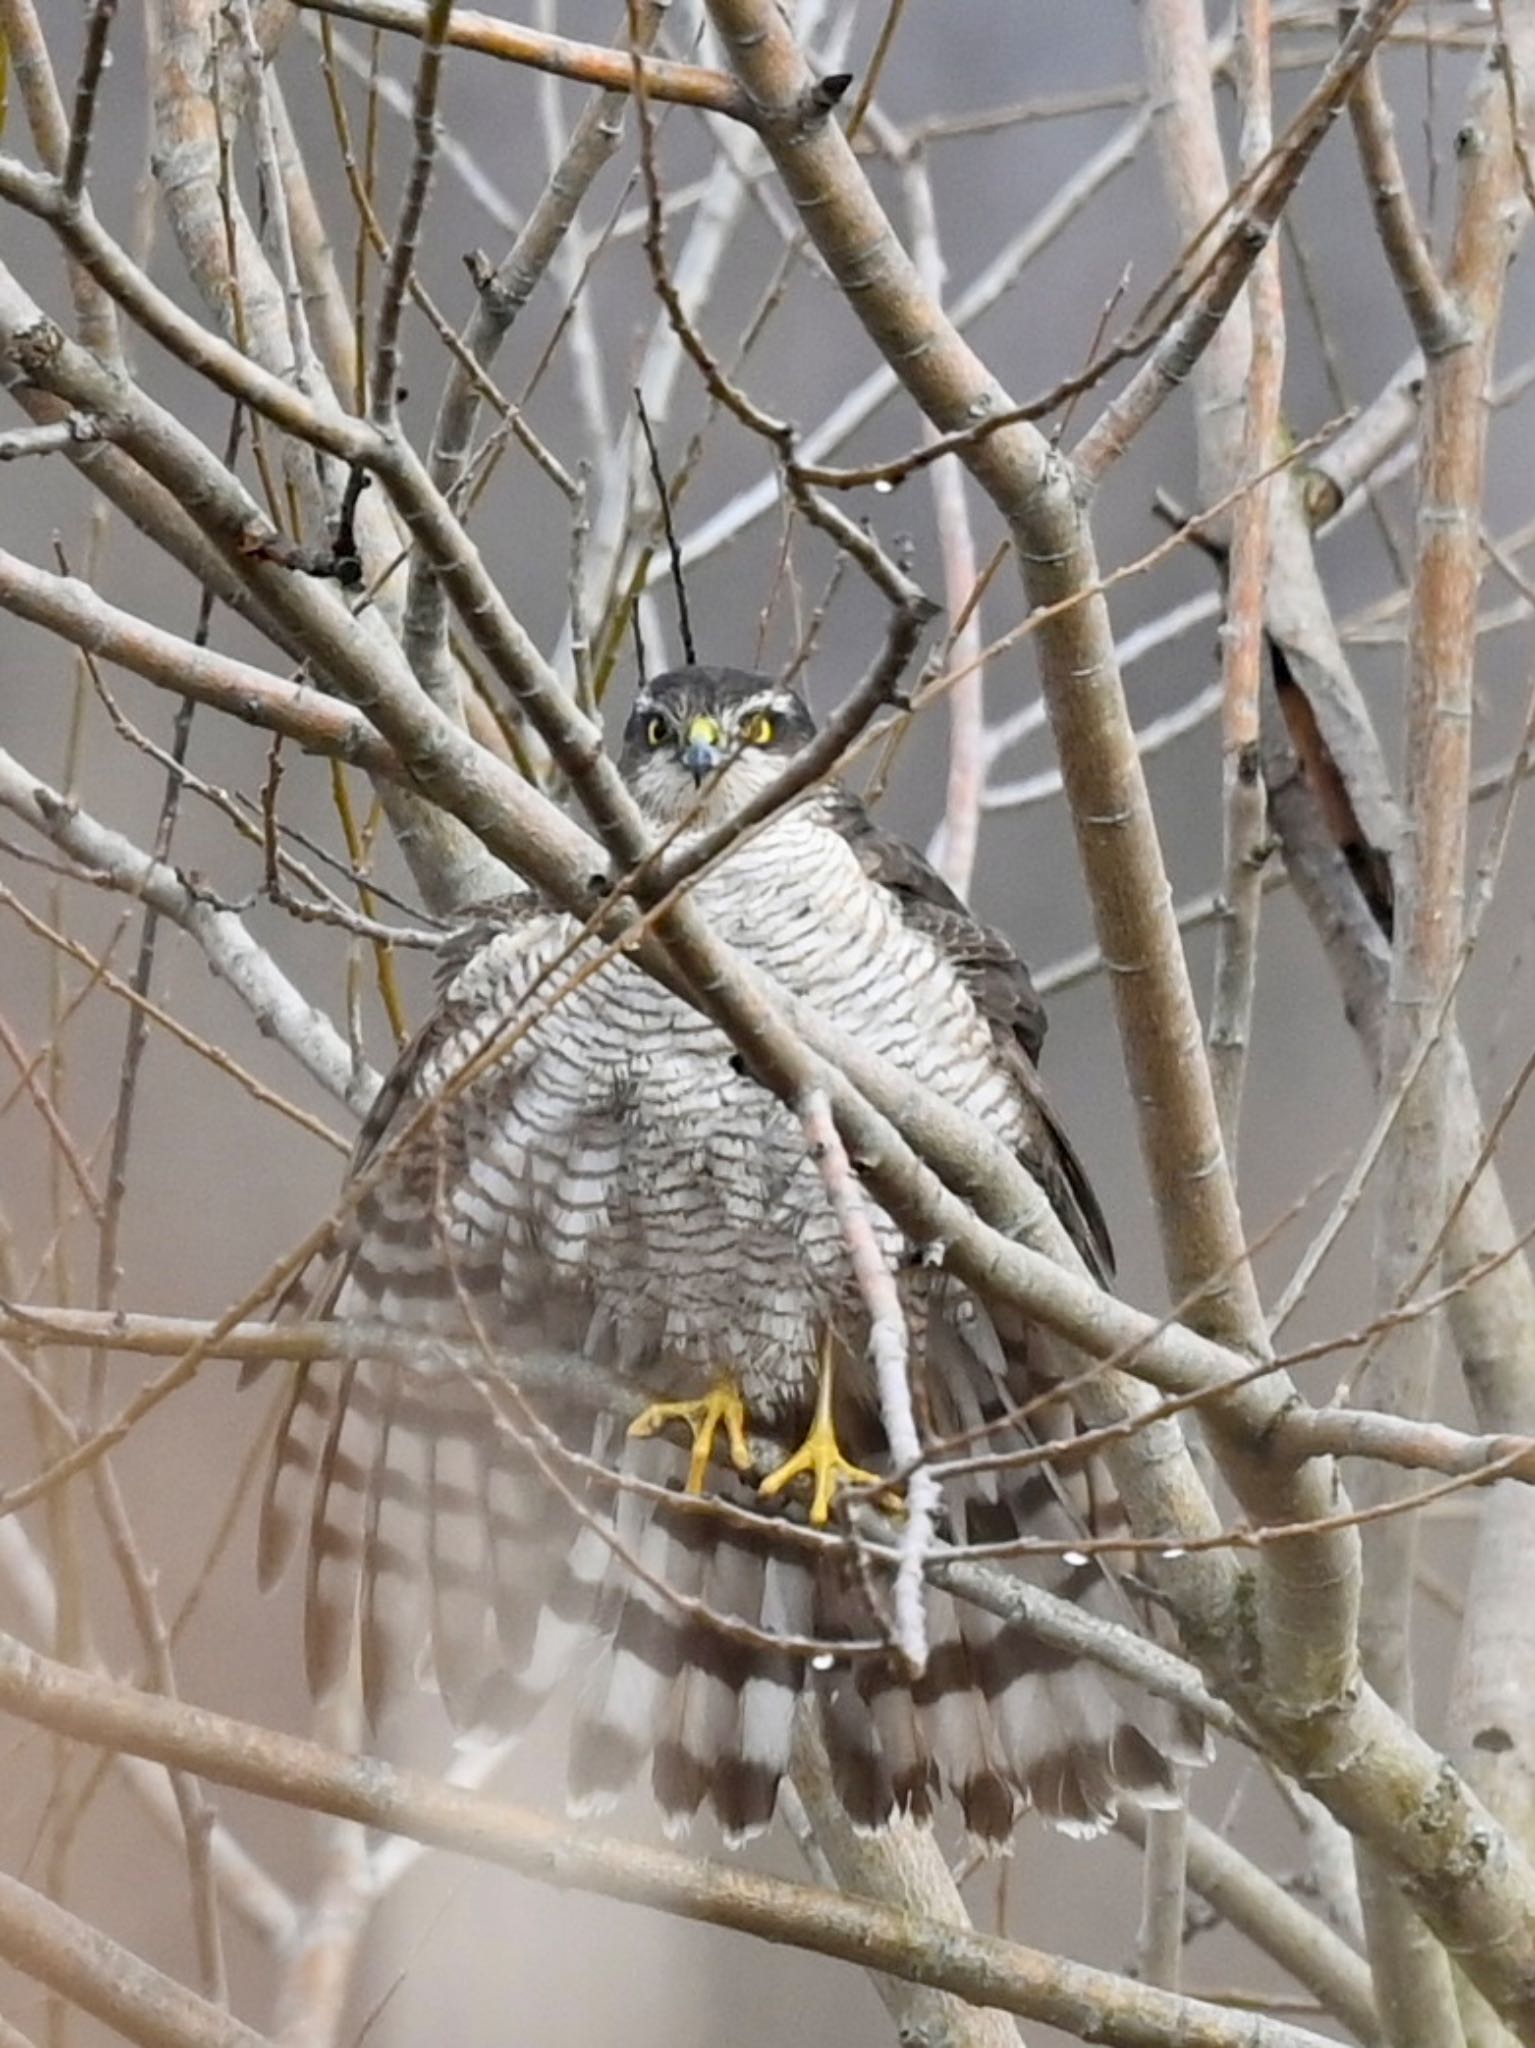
xmin=686 ymin=714 xmax=724 ymax=748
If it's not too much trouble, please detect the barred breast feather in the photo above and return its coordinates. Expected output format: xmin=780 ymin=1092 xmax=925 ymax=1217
xmin=252 ymin=802 xmax=1192 ymax=1844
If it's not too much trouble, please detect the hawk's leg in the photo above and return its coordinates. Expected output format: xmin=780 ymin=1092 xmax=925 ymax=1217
xmin=628 ymin=1377 xmax=753 ymax=1495
xmin=758 ymin=1332 xmax=882 ymax=1527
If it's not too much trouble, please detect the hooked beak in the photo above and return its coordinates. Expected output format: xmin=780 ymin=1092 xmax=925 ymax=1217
xmin=680 ymin=714 xmax=723 ymax=784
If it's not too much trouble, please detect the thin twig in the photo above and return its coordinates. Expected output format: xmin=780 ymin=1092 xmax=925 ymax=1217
xmin=0 ymin=755 xmax=375 ymax=1117
xmin=368 ymin=0 xmax=453 ymax=426
xmin=798 ymin=1087 xmax=932 ymax=1674
xmin=59 ymin=0 xmax=119 ymax=205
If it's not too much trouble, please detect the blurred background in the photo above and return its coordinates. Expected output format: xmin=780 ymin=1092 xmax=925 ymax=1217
xmin=3 ymin=2 xmax=1533 ymax=2040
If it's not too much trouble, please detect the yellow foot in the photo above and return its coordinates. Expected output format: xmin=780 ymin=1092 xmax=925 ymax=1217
xmin=628 ymin=1378 xmax=753 ymax=1495
xmin=758 ymin=1415 xmax=884 ymax=1527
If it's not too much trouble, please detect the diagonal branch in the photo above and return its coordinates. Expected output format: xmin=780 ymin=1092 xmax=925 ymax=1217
xmin=1073 ymin=0 xmax=1413 ymax=484
xmin=1341 ymin=2 xmax=1462 ymax=355
xmin=0 ymin=548 xmax=397 ymax=774
xmin=0 ymin=752 xmax=376 ymax=1117
xmin=0 ymin=1868 xmax=269 ymax=2048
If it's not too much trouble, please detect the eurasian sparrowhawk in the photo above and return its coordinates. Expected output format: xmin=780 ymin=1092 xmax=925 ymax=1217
xmin=254 ymin=666 xmax=1186 ymax=1844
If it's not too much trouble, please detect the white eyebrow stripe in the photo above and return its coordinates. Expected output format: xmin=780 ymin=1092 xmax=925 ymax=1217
xmin=733 ymin=691 xmax=805 ymax=719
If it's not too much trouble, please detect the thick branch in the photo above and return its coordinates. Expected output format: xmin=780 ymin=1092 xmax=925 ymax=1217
xmin=0 ymin=1638 xmax=1347 ymax=2048
xmin=0 ymin=549 xmax=397 ymax=773
xmin=1353 ymin=36 xmax=1524 ymax=2042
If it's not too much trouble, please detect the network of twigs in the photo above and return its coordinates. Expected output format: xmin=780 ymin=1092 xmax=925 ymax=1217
xmin=3 ymin=3 xmax=1535 ymax=2046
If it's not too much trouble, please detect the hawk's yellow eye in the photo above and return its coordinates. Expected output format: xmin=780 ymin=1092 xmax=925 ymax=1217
xmin=744 ymin=712 xmax=776 ymax=746
xmin=645 ymin=715 xmax=668 ymax=747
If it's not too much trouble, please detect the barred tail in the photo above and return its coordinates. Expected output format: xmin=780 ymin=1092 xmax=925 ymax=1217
xmin=254 ymin=1325 xmax=1194 ymax=1847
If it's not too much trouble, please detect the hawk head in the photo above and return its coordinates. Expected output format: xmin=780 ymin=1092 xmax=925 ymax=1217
xmin=619 ymin=666 xmax=817 ymax=827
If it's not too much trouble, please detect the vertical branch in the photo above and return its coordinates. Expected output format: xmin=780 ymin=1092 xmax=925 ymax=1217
xmin=1127 ymin=0 xmax=1296 ymax=1864
xmin=1132 ymin=0 xmax=1255 ymax=1871
xmin=798 ymin=1087 xmax=933 ymax=1674
xmin=1341 ymin=1 xmax=1462 ymax=356
xmin=904 ymin=147 xmax=985 ymax=899
xmin=1208 ymin=0 xmax=1284 ymax=1164
xmin=1136 ymin=0 xmax=1253 ymax=507
xmin=788 ymin=1716 xmax=1028 ymax=2048
xmin=1134 ymin=133 xmax=1291 ymax=1898
xmin=1441 ymin=1045 xmax=1535 ymax=2048
xmin=149 ymin=0 xmax=509 ymax=912
xmin=39 ymin=595 xmax=96 ymax=2048
xmin=0 ymin=1333 xmax=233 ymax=2006
xmin=573 ymin=8 xmax=765 ymax=683
xmin=84 ymin=1468 xmax=231 ymax=2005
xmin=368 ymin=0 xmax=453 ymax=428
xmin=0 ymin=0 xmax=122 ymax=358
xmin=1133 ymin=1800 xmax=1190 ymax=1995
xmin=1448 ymin=1465 xmax=1535 ymax=2048
xmin=60 ymin=0 xmax=120 ymax=205
xmin=700 ymin=0 xmax=1360 ymax=1749
xmin=1354 ymin=41 xmax=1523 ymax=2048
xmin=227 ymin=0 xmax=326 ymax=412
xmin=270 ymin=1692 xmax=374 ymax=2048
xmin=1262 ymin=482 xmax=1535 ymax=2035
xmin=266 ymin=75 xmax=359 ymax=396
xmin=72 ymin=583 xmax=231 ymax=2002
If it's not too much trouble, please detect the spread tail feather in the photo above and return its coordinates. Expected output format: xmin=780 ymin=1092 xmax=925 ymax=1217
xmin=254 ymin=1308 xmax=1194 ymax=1847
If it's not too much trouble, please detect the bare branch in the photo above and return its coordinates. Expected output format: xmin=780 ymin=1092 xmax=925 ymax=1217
xmin=1206 ymin=0 xmax=1284 ymax=1168
xmin=406 ymin=4 xmax=667 ymax=709
xmin=799 ymin=1087 xmax=933 ymax=1673
xmin=0 ymin=416 xmax=103 ymax=460
xmin=0 ymin=549 xmax=397 ymax=773
xmin=0 ymin=1868 xmax=269 ymax=2048
xmin=290 ymin=0 xmax=750 ymax=120
xmin=0 ymin=0 xmax=121 ymax=355
xmin=368 ymin=0 xmax=453 ymax=429
xmin=674 ymin=103 xmax=1154 ymax=575
xmin=0 ymin=886 xmax=353 ymax=1152
xmin=1117 ymin=1802 xmax=1383 ymax=2045
xmin=788 ymin=1711 xmax=1027 ymax=2048
xmin=1353 ymin=33 xmax=1528 ymax=2036
xmin=1342 ymin=4 xmax=1463 ymax=355
xmin=904 ymin=148 xmax=987 ymax=897
xmin=1074 ymin=0 xmax=1413 ymax=484
xmin=0 ymin=1637 xmax=1354 ymax=2048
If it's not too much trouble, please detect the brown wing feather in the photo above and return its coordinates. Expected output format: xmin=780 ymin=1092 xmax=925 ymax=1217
xmin=822 ymin=788 xmax=1114 ymax=1279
